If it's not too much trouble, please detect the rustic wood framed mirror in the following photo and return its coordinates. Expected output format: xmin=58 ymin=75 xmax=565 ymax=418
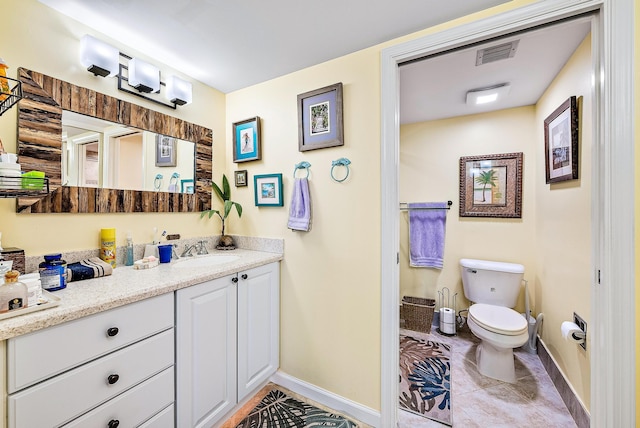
xmin=16 ymin=68 xmax=212 ymax=213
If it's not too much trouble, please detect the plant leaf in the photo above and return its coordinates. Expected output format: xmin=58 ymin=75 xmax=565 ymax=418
xmin=212 ymin=181 xmax=225 ymax=201
xmin=222 ymin=174 xmax=231 ymax=200
xmin=224 ymin=200 xmax=232 ymax=218
xmin=233 ymin=202 xmax=243 ymax=218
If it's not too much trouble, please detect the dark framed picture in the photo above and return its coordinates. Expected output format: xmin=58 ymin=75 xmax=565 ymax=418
xmin=544 ymin=96 xmax=579 ymax=183
xmin=181 ymin=179 xmax=194 ymax=194
xmin=297 ymin=82 xmax=343 ymax=152
xmin=233 ymin=116 xmax=261 ymax=163
xmin=155 ymin=134 xmax=176 ymax=167
xmin=459 ymin=152 xmax=523 ymax=218
xmin=234 ymin=170 xmax=248 ymax=187
xmin=254 ymin=173 xmax=283 ymax=207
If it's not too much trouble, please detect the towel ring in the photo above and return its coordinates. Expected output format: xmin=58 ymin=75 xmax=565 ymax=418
xmin=154 ymin=174 xmax=163 ymax=191
xmin=294 ymin=161 xmax=311 ymax=179
xmin=331 ymin=158 xmax=351 ymax=183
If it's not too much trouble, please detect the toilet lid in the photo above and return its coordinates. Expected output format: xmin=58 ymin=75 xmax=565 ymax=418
xmin=468 ymin=303 xmax=528 ymax=336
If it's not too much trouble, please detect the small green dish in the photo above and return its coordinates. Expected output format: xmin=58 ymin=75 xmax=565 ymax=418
xmin=21 ymin=171 xmax=45 ymax=189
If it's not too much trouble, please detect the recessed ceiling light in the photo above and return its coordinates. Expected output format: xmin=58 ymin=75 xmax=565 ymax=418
xmin=466 ymin=83 xmax=511 ymax=106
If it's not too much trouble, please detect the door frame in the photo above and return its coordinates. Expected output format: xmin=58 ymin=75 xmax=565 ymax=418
xmin=380 ymin=1 xmax=635 ymax=427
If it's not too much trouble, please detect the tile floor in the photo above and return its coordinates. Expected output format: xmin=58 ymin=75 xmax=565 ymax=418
xmin=399 ymin=324 xmax=577 ymax=428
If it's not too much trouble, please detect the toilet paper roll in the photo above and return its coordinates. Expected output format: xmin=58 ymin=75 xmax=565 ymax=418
xmin=440 ymin=307 xmax=456 ymax=323
xmin=440 ymin=307 xmax=456 ymax=334
xmin=561 ymin=321 xmax=584 ymax=342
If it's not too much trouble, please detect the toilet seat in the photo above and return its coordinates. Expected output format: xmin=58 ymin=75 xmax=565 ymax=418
xmin=468 ymin=303 xmax=527 ymax=336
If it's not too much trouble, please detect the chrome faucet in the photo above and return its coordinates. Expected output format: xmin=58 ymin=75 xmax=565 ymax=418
xmin=181 ymin=244 xmax=197 ymax=257
xmin=196 ymin=240 xmax=209 ymax=255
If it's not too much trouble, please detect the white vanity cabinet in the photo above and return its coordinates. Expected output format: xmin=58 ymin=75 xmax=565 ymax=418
xmin=6 ymin=293 xmax=175 ymax=428
xmin=176 ymin=262 xmax=280 ymax=428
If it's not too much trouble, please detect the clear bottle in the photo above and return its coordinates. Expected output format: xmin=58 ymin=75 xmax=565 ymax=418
xmin=125 ymin=232 xmax=134 ymax=266
xmin=0 ymin=270 xmax=28 ymax=313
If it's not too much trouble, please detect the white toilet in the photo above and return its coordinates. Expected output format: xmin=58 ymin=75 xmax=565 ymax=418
xmin=460 ymin=258 xmax=528 ymax=383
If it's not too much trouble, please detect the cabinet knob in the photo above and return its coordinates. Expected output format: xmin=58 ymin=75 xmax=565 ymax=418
xmin=107 ymin=374 xmax=120 ymax=385
xmin=241 ymin=274 xmax=248 ymax=280
xmin=231 ymin=277 xmax=238 ymax=283
xmin=107 ymin=327 xmax=119 ymax=337
xmin=108 ymin=420 xmax=120 ymax=428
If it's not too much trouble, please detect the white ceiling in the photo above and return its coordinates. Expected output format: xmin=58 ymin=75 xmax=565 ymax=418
xmin=38 ymin=1 xmax=590 ymax=125
xmin=400 ymin=17 xmax=592 ymax=124
xmin=38 ymin=0 xmax=508 ymax=93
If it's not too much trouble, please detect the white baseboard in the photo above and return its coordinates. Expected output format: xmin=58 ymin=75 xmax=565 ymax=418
xmin=270 ymin=371 xmax=381 ymax=427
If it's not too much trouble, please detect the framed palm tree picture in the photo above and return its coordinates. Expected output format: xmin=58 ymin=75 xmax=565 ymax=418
xmin=459 ymin=152 xmax=523 ymax=218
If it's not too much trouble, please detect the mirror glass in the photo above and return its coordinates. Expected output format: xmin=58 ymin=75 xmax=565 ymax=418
xmin=62 ymin=111 xmax=196 ymax=193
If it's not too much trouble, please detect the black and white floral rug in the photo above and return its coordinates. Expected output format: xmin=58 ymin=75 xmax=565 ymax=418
xmin=235 ymin=388 xmax=357 ymax=428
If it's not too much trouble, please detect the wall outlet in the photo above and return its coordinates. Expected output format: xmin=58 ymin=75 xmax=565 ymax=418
xmin=573 ymin=312 xmax=587 ymax=350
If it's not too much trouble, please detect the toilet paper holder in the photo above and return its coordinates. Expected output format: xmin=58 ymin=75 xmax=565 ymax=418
xmin=562 ymin=312 xmax=587 ymax=350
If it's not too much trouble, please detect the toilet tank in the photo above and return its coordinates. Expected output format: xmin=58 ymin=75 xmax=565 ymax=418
xmin=459 ymin=258 xmax=525 ymax=307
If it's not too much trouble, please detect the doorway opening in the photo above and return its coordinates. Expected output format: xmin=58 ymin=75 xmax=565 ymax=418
xmin=380 ymin=2 xmax=635 ymax=427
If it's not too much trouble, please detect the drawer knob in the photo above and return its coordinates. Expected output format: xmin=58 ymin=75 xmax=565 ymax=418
xmin=241 ymin=273 xmax=248 ymax=280
xmin=107 ymin=374 xmax=120 ymax=385
xmin=107 ymin=327 xmax=119 ymax=337
xmin=231 ymin=277 xmax=238 ymax=283
xmin=108 ymin=420 xmax=120 ymax=428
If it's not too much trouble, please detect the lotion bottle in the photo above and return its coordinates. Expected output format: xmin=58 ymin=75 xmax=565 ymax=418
xmin=0 ymin=270 xmax=28 ymax=313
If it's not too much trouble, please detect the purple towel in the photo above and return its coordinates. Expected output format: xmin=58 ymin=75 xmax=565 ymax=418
xmin=287 ymin=178 xmax=311 ymax=231
xmin=409 ymin=202 xmax=447 ymax=268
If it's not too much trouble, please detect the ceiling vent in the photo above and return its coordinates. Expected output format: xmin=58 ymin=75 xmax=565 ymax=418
xmin=476 ymin=40 xmax=519 ymax=66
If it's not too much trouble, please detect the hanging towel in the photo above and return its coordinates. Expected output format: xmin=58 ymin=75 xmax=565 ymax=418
xmin=67 ymin=257 xmax=113 ymax=282
xmin=287 ymin=178 xmax=312 ymax=231
xmin=409 ymin=202 xmax=448 ymax=268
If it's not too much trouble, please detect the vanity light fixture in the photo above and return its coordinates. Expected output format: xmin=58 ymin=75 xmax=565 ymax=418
xmin=466 ymin=83 xmax=511 ymax=106
xmin=80 ymin=34 xmax=192 ymax=109
xmin=128 ymin=58 xmax=160 ymax=93
xmin=166 ymin=75 xmax=193 ymax=106
xmin=79 ymin=35 xmax=119 ymax=77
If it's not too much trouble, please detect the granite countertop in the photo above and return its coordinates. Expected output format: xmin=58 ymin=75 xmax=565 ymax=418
xmin=0 ymin=249 xmax=283 ymax=341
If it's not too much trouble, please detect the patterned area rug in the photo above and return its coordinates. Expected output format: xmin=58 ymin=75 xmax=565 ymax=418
xmin=235 ymin=388 xmax=358 ymax=427
xmin=399 ymin=335 xmax=452 ymax=426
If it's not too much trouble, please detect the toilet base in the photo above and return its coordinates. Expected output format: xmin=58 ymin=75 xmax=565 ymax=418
xmin=475 ymin=341 xmax=517 ymax=383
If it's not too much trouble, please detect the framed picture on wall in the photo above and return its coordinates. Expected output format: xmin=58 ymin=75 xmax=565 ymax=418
xmin=233 ymin=117 xmax=261 ymax=163
xmin=155 ymin=134 xmax=177 ymax=167
xmin=234 ymin=170 xmax=248 ymax=187
xmin=544 ymin=96 xmax=579 ymax=183
xmin=297 ymin=82 xmax=344 ymax=152
xmin=254 ymin=173 xmax=283 ymax=206
xmin=459 ymin=152 xmax=523 ymax=218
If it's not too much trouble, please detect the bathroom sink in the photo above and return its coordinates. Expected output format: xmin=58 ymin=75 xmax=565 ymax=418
xmin=173 ymin=255 xmax=240 ymax=268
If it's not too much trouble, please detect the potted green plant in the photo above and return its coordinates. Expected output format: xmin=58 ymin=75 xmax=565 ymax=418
xmin=201 ymin=174 xmax=243 ymax=250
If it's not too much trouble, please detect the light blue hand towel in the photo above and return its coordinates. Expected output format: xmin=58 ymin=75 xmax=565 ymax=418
xmin=409 ymin=202 xmax=448 ymax=268
xmin=287 ymin=178 xmax=311 ymax=231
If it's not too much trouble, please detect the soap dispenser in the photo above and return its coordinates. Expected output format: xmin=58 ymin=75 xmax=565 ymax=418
xmin=0 ymin=270 xmax=28 ymax=313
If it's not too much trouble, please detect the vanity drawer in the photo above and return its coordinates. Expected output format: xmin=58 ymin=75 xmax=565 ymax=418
xmin=140 ymin=404 xmax=175 ymax=428
xmin=63 ymin=366 xmax=174 ymax=428
xmin=8 ymin=293 xmax=174 ymax=392
xmin=8 ymin=329 xmax=174 ymax=428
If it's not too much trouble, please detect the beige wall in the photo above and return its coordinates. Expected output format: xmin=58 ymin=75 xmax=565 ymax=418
xmin=0 ymin=0 xmax=226 ymax=255
xmin=535 ymin=35 xmax=592 ymax=409
xmin=399 ymin=107 xmax=537 ymax=314
xmin=635 ymin=4 xmax=640 ymax=427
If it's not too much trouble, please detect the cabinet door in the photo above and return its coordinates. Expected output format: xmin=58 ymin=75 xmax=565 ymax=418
xmin=237 ymin=262 xmax=280 ymax=401
xmin=176 ymin=276 xmax=237 ymax=428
